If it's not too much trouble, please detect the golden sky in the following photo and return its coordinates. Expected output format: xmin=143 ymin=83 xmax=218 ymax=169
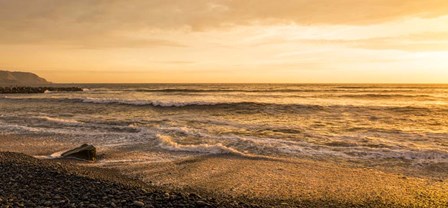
xmin=1 ymin=0 xmax=448 ymax=83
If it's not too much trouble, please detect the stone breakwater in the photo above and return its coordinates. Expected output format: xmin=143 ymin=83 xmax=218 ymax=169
xmin=0 ymin=86 xmax=83 ymax=94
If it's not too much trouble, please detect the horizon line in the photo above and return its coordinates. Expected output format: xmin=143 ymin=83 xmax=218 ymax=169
xmin=49 ymin=82 xmax=448 ymax=85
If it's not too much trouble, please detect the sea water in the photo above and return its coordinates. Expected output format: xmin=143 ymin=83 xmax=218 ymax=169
xmin=1 ymin=84 xmax=447 ymax=165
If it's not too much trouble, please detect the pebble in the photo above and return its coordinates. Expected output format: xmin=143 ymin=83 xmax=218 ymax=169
xmin=197 ymin=200 xmax=210 ymax=206
xmin=133 ymin=201 xmax=145 ymax=207
xmin=0 ymin=152 xmax=258 ymax=208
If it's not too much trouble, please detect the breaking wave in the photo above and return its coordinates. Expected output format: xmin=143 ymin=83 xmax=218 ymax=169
xmin=82 ymin=98 xmax=225 ymax=107
xmin=3 ymin=96 xmax=447 ymax=114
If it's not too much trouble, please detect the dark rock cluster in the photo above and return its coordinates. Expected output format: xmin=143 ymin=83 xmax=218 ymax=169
xmin=0 ymin=86 xmax=83 ymax=94
xmin=0 ymin=152 xmax=259 ymax=208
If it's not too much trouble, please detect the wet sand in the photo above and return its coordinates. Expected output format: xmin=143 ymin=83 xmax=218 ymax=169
xmin=110 ymin=155 xmax=448 ymax=207
xmin=1 ymin=134 xmax=448 ymax=207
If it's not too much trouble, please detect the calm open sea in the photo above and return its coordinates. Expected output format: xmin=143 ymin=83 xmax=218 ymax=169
xmin=1 ymin=84 xmax=447 ymax=165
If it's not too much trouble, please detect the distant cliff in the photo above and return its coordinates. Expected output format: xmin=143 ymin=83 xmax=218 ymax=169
xmin=0 ymin=70 xmax=51 ymax=85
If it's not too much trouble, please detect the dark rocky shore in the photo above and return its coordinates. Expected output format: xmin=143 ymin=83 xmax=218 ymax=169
xmin=0 ymin=86 xmax=83 ymax=94
xmin=0 ymin=152 xmax=259 ymax=208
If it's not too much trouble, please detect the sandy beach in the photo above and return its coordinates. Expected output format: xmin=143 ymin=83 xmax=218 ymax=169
xmin=1 ymin=134 xmax=447 ymax=207
xmin=0 ymin=152 xmax=262 ymax=208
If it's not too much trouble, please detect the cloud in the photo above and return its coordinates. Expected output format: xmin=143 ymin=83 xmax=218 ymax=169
xmin=73 ymin=38 xmax=187 ymax=49
xmin=1 ymin=0 xmax=448 ymax=46
xmin=299 ymin=31 xmax=448 ymax=52
xmin=2 ymin=1 xmax=448 ymax=27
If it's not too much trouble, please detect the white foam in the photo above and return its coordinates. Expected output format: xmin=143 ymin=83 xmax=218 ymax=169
xmin=39 ymin=116 xmax=81 ymax=125
xmin=81 ymin=98 xmax=226 ymax=107
xmin=156 ymin=134 xmax=247 ymax=156
xmin=0 ymin=121 xmax=42 ymax=132
xmin=156 ymin=126 xmax=344 ymax=156
xmin=156 ymin=125 xmax=446 ymax=161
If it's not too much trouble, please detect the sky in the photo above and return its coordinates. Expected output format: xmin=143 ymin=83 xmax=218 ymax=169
xmin=0 ymin=0 xmax=448 ymax=83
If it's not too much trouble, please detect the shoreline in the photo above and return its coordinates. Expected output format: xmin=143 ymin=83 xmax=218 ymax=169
xmin=1 ymin=134 xmax=448 ymax=207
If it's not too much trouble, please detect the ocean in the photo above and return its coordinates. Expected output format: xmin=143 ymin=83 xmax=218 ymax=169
xmin=1 ymin=84 xmax=447 ymax=167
